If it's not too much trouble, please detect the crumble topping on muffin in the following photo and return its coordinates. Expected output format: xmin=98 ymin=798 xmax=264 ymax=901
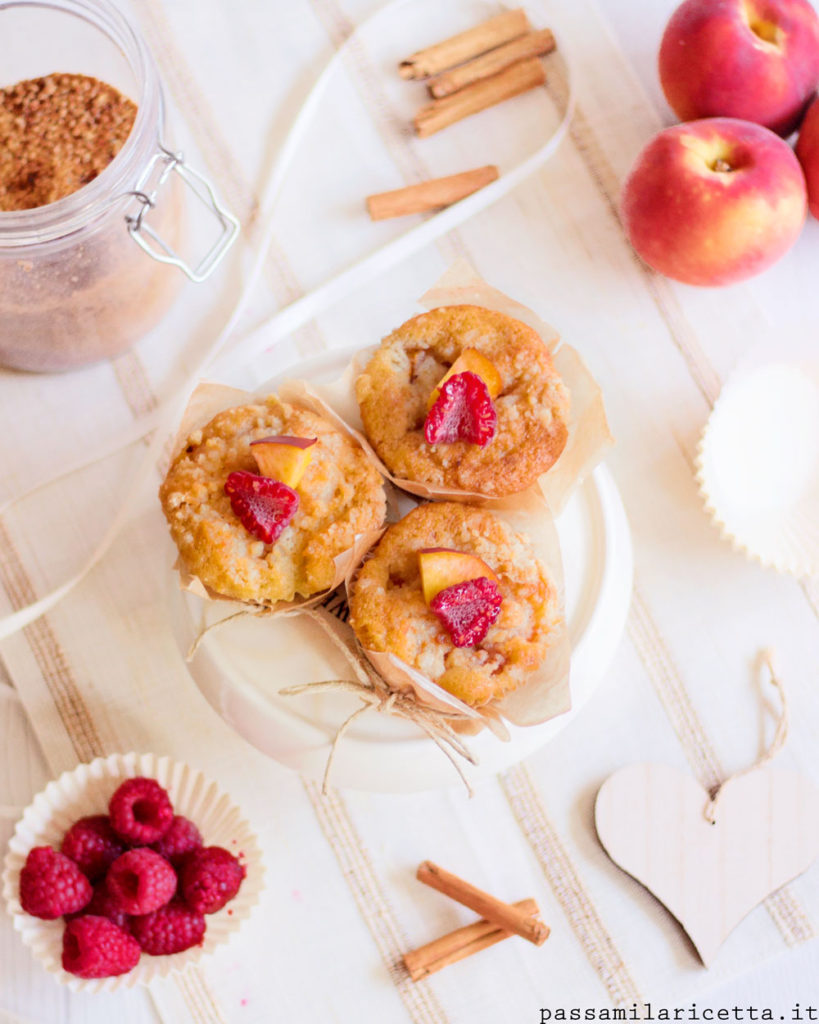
xmin=348 ymin=502 xmax=560 ymax=706
xmin=356 ymin=305 xmax=570 ymax=496
xmin=160 ymin=396 xmax=386 ymax=603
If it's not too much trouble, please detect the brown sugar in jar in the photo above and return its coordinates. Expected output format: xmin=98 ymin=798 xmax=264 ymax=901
xmin=0 ymin=73 xmax=137 ymax=211
xmin=0 ymin=0 xmax=238 ymax=373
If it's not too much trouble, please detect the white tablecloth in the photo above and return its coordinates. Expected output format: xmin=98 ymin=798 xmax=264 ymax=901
xmin=2 ymin=0 xmax=819 ymax=1021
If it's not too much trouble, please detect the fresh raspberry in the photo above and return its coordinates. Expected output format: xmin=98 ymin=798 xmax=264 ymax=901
xmin=66 ymin=881 xmax=130 ymax=930
xmin=19 ymin=846 xmax=92 ymax=920
xmin=130 ymin=900 xmax=206 ymax=955
xmin=424 ymin=371 xmax=497 ymax=447
xmin=108 ymin=777 xmax=174 ymax=844
xmin=223 ymin=471 xmax=299 ymax=545
xmin=430 ymin=576 xmax=503 ymax=648
xmin=62 ymin=916 xmax=141 ymax=978
xmin=181 ymin=846 xmax=246 ymax=914
xmin=60 ymin=816 xmax=125 ymax=881
xmin=106 ymin=849 xmax=177 ymax=915
xmin=151 ymin=815 xmax=203 ymax=868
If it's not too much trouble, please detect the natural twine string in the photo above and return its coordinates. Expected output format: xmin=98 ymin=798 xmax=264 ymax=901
xmin=186 ymin=605 xmax=272 ymax=661
xmin=703 ymin=648 xmax=789 ymax=825
xmin=280 ymin=674 xmax=477 ymax=798
xmin=281 ymin=609 xmax=479 ymax=797
xmin=186 ymin=602 xmax=479 ymax=795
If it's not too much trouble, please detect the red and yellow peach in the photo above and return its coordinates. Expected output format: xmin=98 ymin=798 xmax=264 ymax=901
xmin=795 ymin=96 xmax=819 ymax=217
xmin=621 ymin=117 xmax=807 ymax=286
xmin=659 ymin=0 xmax=819 ymax=137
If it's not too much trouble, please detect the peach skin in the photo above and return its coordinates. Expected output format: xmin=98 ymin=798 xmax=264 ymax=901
xmin=659 ymin=0 xmax=819 ymax=137
xmin=621 ymin=117 xmax=807 ymax=286
xmin=795 ymin=96 xmax=819 ymax=218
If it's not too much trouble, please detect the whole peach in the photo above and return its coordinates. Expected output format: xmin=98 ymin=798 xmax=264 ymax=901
xmin=621 ymin=118 xmax=807 ymax=286
xmin=659 ymin=0 xmax=819 ymax=136
xmin=795 ymin=95 xmax=819 ymax=217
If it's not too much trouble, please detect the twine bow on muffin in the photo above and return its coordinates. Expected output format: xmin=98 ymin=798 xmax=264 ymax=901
xmin=185 ymin=598 xmax=482 ymax=796
xmin=280 ymin=607 xmax=480 ymax=796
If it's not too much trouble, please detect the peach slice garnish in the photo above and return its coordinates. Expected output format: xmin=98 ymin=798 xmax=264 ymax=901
xmin=427 ymin=348 xmax=502 ymax=410
xmin=418 ymin=547 xmax=499 ymax=605
xmin=250 ymin=435 xmax=317 ymax=489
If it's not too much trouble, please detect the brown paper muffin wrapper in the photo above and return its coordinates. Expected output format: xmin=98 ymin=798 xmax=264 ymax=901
xmin=181 ymin=485 xmax=570 ymax=788
xmin=167 ymin=380 xmax=386 ymax=618
xmin=170 ymin=265 xmax=581 ymax=782
xmin=362 ymin=487 xmax=570 ymax=730
xmin=279 ymin=485 xmax=571 ymax=754
xmin=283 ymin=259 xmax=614 ymax=514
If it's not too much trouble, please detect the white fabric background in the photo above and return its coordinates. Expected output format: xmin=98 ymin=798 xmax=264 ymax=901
xmin=2 ymin=0 xmax=819 ymax=1020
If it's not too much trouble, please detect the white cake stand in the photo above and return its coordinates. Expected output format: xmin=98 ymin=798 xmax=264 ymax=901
xmin=167 ymin=350 xmax=633 ymax=793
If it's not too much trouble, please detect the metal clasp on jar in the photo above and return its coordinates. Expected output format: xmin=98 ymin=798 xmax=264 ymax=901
xmin=124 ymin=143 xmax=239 ymax=283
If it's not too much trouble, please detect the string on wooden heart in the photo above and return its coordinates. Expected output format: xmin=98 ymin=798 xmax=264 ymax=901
xmin=703 ymin=649 xmax=789 ymax=825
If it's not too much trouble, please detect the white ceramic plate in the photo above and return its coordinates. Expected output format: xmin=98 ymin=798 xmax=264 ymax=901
xmin=168 ymin=349 xmax=633 ymax=792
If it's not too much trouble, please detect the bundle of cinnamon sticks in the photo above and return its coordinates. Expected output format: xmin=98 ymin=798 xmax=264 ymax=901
xmin=403 ymin=861 xmax=550 ymax=981
xmin=401 ymin=8 xmax=556 ymax=138
xmin=364 ymin=9 xmax=556 ymax=222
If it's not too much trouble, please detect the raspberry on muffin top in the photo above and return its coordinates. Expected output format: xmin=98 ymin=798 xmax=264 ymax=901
xmin=348 ymin=502 xmax=561 ymax=706
xmin=355 ymin=305 xmax=570 ymax=497
xmin=159 ymin=395 xmax=386 ymax=604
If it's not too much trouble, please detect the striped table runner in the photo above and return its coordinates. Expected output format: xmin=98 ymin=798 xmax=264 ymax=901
xmin=1 ymin=0 xmax=818 ymax=1021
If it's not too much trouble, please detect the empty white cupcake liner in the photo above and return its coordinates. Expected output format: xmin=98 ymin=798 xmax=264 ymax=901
xmin=695 ymin=339 xmax=819 ymax=577
xmin=1 ymin=752 xmax=264 ymax=993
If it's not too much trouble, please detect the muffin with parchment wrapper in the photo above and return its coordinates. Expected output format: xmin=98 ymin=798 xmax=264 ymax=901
xmin=159 ymin=394 xmax=386 ymax=604
xmin=355 ymin=304 xmax=570 ymax=497
xmin=348 ymin=501 xmax=561 ymax=707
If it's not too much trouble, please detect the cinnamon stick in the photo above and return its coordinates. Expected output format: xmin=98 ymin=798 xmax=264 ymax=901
xmin=416 ymin=861 xmax=550 ymax=945
xmin=399 ymin=9 xmax=530 ymax=80
xmin=403 ymin=898 xmax=542 ymax=981
xmin=413 ymin=58 xmax=546 ymax=138
xmin=366 ymin=165 xmax=499 ymax=220
xmin=428 ymin=28 xmax=556 ymax=98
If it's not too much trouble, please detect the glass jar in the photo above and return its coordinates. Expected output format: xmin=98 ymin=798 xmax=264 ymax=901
xmin=0 ymin=0 xmax=238 ymax=372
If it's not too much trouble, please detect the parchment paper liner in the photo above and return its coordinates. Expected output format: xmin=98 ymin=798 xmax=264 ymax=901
xmin=167 ymin=380 xmax=386 ymax=617
xmin=1 ymin=752 xmax=264 ymax=993
xmin=175 ymin=266 xmax=582 ymax=785
xmin=276 ymin=484 xmax=572 ymax=794
xmin=184 ymin=483 xmax=571 ymax=790
xmin=695 ymin=340 xmax=819 ymax=577
xmin=285 ymin=259 xmax=613 ymax=514
xmin=365 ymin=488 xmax=570 ymax=725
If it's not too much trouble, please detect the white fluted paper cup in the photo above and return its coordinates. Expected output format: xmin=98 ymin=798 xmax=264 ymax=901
xmin=1 ymin=752 xmax=264 ymax=992
xmin=696 ymin=338 xmax=819 ymax=577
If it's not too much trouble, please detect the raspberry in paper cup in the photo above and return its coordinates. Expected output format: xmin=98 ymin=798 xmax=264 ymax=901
xmin=1 ymin=752 xmax=264 ymax=992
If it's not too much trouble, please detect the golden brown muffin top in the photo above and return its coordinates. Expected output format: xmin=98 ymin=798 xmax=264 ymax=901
xmin=356 ymin=305 xmax=570 ymax=497
xmin=349 ymin=501 xmax=559 ymax=706
xmin=160 ymin=396 xmax=386 ymax=604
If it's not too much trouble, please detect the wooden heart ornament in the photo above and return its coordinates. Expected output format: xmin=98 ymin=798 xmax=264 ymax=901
xmin=595 ymin=761 xmax=819 ymax=966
